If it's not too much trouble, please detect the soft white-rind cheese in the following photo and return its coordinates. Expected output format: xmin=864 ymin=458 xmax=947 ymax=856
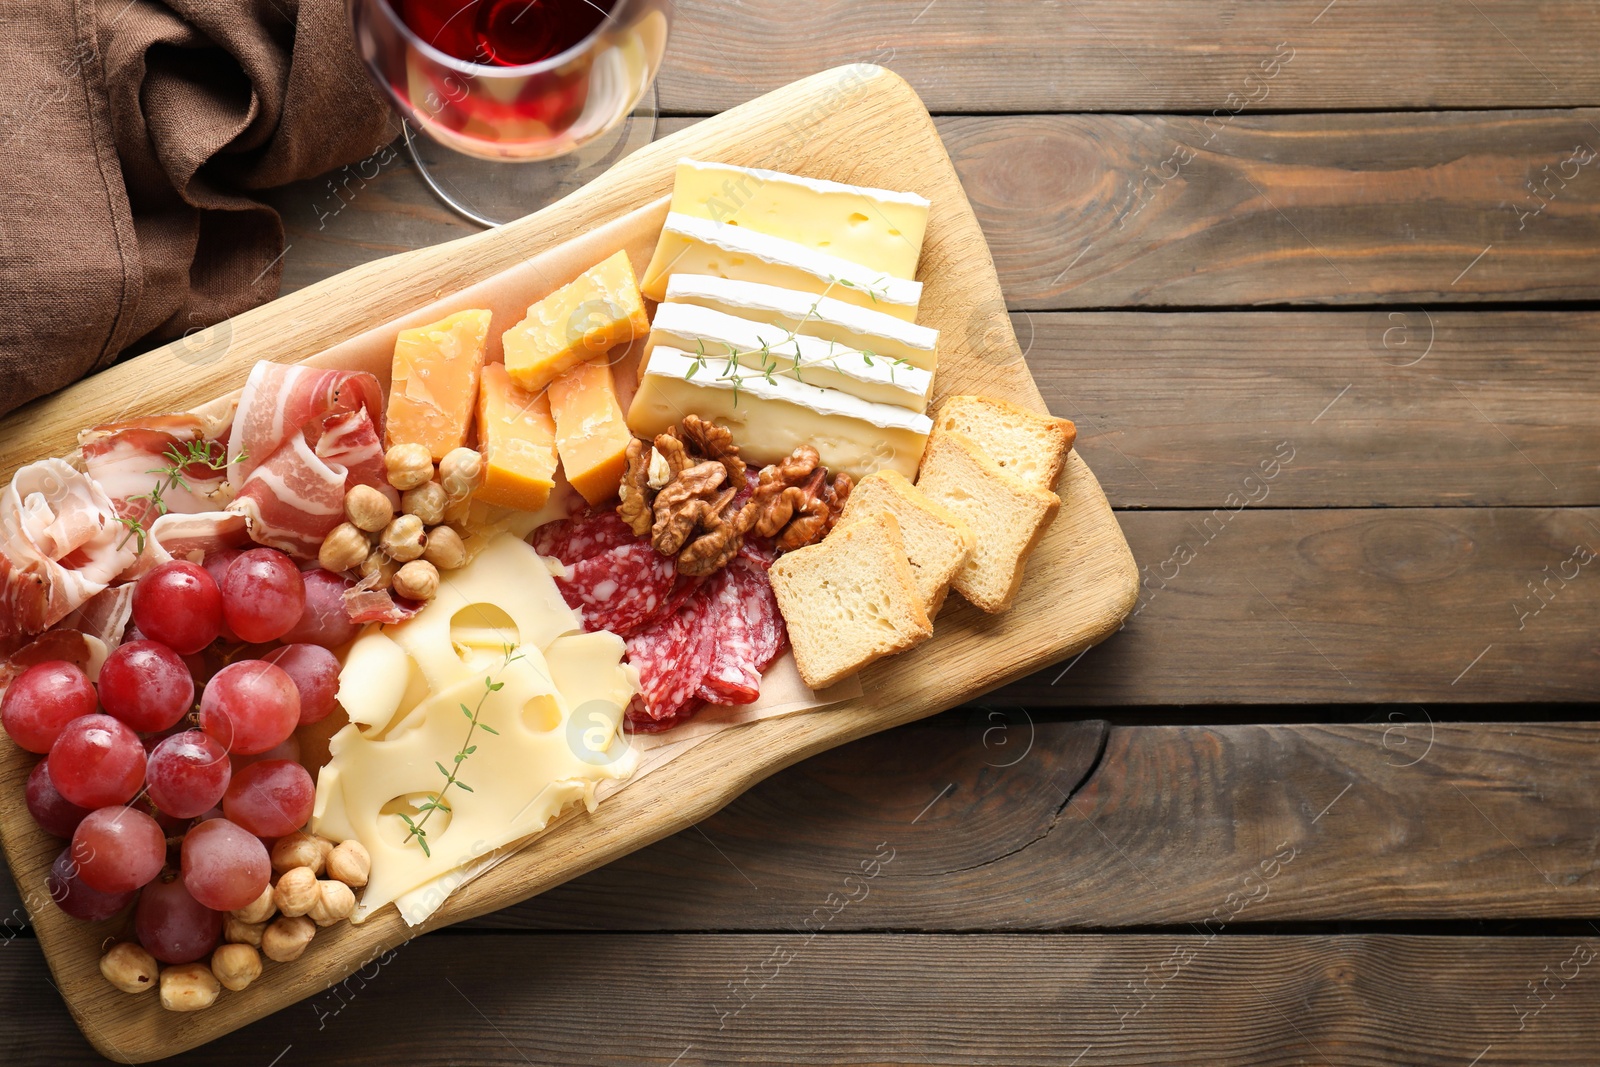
xmin=627 ymin=345 xmax=932 ymax=480
xmin=648 ymin=301 xmax=932 ymax=410
xmin=640 ymin=213 xmax=923 ymax=321
xmin=664 ymin=274 xmax=939 ymax=372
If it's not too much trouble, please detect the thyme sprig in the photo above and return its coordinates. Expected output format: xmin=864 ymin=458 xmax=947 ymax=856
xmin=114 ymin=438 xmax=238 ymax=553
xmin=678 ymin=280 xmax=913 ymax=406
xmin=400 ymin=646 xmax=521 ymax=858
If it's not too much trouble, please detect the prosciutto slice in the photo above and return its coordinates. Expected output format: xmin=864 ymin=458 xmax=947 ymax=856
xmin=79 ymin=413 xmax=230 ymax=524
xmin=225 ymin=363 xmax=386 ymax=558
xmin=0 ymin=459 xmax=139 ymax=644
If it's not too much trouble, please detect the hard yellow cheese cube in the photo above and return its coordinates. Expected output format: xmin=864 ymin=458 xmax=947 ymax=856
xmin=386 ymin=309 xmax=492 ymax=459
xmin=502 ymin=250 xmax=649 ymax=395
xmin=548 ymin=358 xmax=632 ymax=507
xmin=475 ymin=362 xmax=558 ymax=512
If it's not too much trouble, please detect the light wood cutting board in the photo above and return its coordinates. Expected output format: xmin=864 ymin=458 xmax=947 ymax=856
xmin=0 ymin=66 xmax=1138 ymax=1062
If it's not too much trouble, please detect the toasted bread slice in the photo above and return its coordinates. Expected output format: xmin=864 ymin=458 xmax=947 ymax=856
xmin=840 ymin=470 xmax=975 ymax=620
xmin=768 ymin=512 xmax=932 ymax=690
xmin=915 ymin=432 xmax=1060 ymax=614
xmin=928 ymin=394 xmax=1076 ymax=492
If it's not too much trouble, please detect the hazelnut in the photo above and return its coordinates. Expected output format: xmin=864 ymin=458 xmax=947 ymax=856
xmin=318 ymin=522 xmax=370 ymax=573
xmin=271 ymin=832 xmax=333 ymax=876
xmin=273 ymin=866 xmax=320 ymax=917
xmin=159 ymin=963 xmax=220 ymax=1012
xmin=423 ymin=525 xmax=467 ymax=570
xmin=326 ymin=840 xmax=371 ymax=887
xmin=393 ymin=560 xmax=440 ymax=601
xmin=100 ymin=942 xmax=158 ymax=994
xmin=439 ymin=447 xmax=485 ymax=502
xmin=358 ymin=547 xmax=397 ymax=589
xmin=261 ymin=915 xmax=316 ymax=963
xmin=309 ymin=879 xmax=357 ymax=927
xmin=442 ymin=497 xmax=474 ymax=528
xmin=380 ymin=514 xmax=427 ymax=563
xmin=345 ymin=484 xmax=395 ymax=532
xmin=211 ymin=944 xmax=262 ymax=992
xmin=232 ymin=883 xmax=277 ymax=925
xmin=401 ymin=481 xmax=448 ymax=525
xmin=223 ymin=915 xmax=266 ymax=947
xmin=385 ymin=443 xmax=435 ymax=491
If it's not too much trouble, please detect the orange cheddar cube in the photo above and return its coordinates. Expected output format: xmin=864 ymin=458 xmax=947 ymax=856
xmin=501 ymin=250 xmax=649 ymax=396
xmin=386 ymin=309 xmax=492 ymax=460
xmin=474 ymin=362 xmax=558 ymax=512
xmin=548 ymin=358 xmax=632 ymax=507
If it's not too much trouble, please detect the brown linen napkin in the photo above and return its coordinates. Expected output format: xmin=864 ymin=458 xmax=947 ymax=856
xmin=0 ymin=0 xmax=395 ymax=418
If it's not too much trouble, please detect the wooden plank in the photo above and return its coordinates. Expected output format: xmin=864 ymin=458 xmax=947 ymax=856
xmin=657 ymin=1 xmax=1600 ymax=113
xmin=5 ymin=934 xmax=1600 ymax=1065
xmin=1034 ymin=311 xmax=1600 ymax=509
xmin=939 ymin=111 xmax=1600 ymax=307
xmin=268 ymin=111 xmax=1600 ymax=309
xmin=467 ymin=720 xmax=1600 ymax=931
xmin=0 ymin=67 xmax=1136 ymax=1064
xmin=1004 ymin=507 xmax=1600 ymax=705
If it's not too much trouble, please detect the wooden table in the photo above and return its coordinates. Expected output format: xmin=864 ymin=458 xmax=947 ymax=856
xmin=6 ymin=2 xmax=1600 ymax=1062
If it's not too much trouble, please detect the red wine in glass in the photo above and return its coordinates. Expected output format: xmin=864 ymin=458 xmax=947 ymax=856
xmin=399 ymin=0 xmax=615 ymax=66
xmin=351 ymin=0 xmax=669 ymax=162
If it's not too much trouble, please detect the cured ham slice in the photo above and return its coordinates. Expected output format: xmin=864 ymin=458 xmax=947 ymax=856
xmin=79 ymin=414 xmax=230 ymax=524
xmin=0 ymin=459 xmax=139 ymax=644
xmin=225 ymin=363 xmax=386 ymax=558
xmin=60 ymin=584 xmax=136 ymax=650
xmin=228 ymin=363 xmax=382 ymax=486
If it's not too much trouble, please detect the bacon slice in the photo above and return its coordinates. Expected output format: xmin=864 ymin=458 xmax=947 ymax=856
xmin=0 ymin=459 xmax=139 ymax=644
xmin=224 ymin=363 xmax=386 ymax=558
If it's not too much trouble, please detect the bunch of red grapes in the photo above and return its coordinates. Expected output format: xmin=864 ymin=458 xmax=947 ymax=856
xmin=2 ymin=547 xmax=359 ymax=966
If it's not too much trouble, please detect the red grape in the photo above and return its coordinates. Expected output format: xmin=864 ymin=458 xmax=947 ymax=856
xmin=97 ymin=640 xmax=194 ymax=733
xmin=278 ymin=569 xmax=360 ymax=648
xmin=25 ymin=758 xmax=92 ymax=838
xmin=201 ymin=547 xmax=244 ymax=588
xmin=221 ymin=548 xmax=306 ymax=643
xmin=48 ymin=848 xmax=136 ymax=922
xmin=180 ymin=818 xmax=271 ymax=911
xmin=223 ymin=759 xmax=315 ymax=838
xmin=199 ymin=661 xmax=300 ymax=755
xmin=1 ymin=661 xmax=97 ymax=753
xmin=146 ymin=730 xmax=232 ymax=819
xmin=48 ymin=715 xmax=146 ymax=808
xmin=135 ymin=874 xmax=221 ymax=963
xmin=71 ymin=806 xmax=166 ymax=893
xmin=131 ymin=560 xmax=223 ymax=654
xmin=262 ymin=644 xmax=341 ymax=725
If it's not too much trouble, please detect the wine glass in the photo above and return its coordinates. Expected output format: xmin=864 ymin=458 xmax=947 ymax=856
xmin=349 ymin=0 xmax=672 ymax=227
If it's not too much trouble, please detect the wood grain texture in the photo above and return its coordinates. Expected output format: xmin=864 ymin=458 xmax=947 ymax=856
xmin=940 ymin=110 xmax=1600 ymax=307
xmin=656 ymin=0 xmax=1600 ymax=113
xmin=993 ymin=507 xmax=1600 ymax=706
xmin=1033 ymin=311 xmax=1600 ymax=509
xmin=7 ymin=934 xmax=1600 ymax=1066
xmin=267 ymin=111 xmax=1600 ymax=309
xmin=473 ymin=720 xmax=1600 ymax=931
xmin=0 ymin=67 xmax=1136 ymax=1063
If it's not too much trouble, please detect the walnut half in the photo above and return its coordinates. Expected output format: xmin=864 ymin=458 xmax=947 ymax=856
xmin=749 ymin=446 xmax=854 ymax=552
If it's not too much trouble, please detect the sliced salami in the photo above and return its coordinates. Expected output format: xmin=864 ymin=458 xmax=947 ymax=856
xmin=623 ymin=573 xmax=722 ymax=727
xmin=555 ymin=542 xmax=677 ymax=638
xmin=697 ymin=558 xmax=787 ymax=706
xmin=530 ymin=507 xmax=640 ymax=566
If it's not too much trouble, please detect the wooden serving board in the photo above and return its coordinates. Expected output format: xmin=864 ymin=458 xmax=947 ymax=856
xmin=0 ymin=66 xmax=1136 ymax=1061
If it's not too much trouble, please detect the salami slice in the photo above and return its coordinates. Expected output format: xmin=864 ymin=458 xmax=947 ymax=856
xmin=555 ymin=542 xmax=677 ymax=638
xmin=697 ymin=558 xmax=787 ymax=706
xmin=530 ymin=507 xmax=640 ymax=566
xmin=623 ymin=572 xmax=722 ymax=726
